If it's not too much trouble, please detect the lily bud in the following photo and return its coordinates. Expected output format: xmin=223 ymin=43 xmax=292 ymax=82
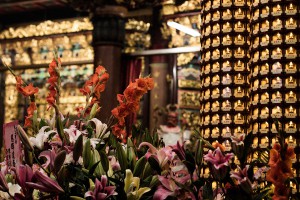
xmin=83 ymin=139 xmax=92 ymax=169
xmin=17 ymin=125 xmax=34 ymax=152
xmin=88 ymin=103 xmax=99 ymax=120
xmin=26 ymin=170 xmax=64 ymax=193
xmin=32 ymin=110 xmax=38 ymax=130
xmin=73 ymin=134 xmax=83 ymax=163
xmin=54 ymin=150 xmax=66 ymax=174
xmin=195 ymin=139 xmax=204 ymax=166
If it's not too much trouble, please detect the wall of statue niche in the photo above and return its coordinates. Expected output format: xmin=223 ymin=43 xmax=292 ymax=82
xmin=3 ymin=65 xmax=94 ymax=123
xmin=248 ymin=0 xmax=299 ymax=193
xmin=1 ymin=17 xmax=152 ymax=124
xmin=199 ymin=0 xmax=251 ymax=164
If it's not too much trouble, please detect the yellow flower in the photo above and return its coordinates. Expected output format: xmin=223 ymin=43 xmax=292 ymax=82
xmin=124 ymin=169 xmax=150 ymax=200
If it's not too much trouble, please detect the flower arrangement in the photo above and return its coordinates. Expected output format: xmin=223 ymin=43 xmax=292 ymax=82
xmin=0 ymin=53 xmax=297 ymax=200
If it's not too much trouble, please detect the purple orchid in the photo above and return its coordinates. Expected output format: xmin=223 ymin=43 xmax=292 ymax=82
xmin=204 ymin=147 xmax=234 ymax=180
xmin=25 ymin=170 xmax=64 ymax=194
xmin=230 ymin=165 xmax=253 ymax=194
xmin=85 ymin=176 xmax=117 ymax=200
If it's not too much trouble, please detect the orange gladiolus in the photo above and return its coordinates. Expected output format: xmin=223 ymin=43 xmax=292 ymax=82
xmin=15 ymin=76 xmax=39 ymax=97
xmin=266 ymin=143 xmax=295 ymax=200
xmin=111 ymin=77 xmax=154 ymax=140
xmin=20 ymin=83 xmax=39 ymax=97
xmin=95 ymin=65 xmax=106 ymax=75
xmin=212 ymin=142 xmax=226 ymax=152
xmin=24 ymin=102 xmax=37 ymax=127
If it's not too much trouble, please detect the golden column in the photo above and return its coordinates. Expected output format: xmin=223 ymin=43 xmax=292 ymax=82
xmin=199 ymin=0 xmax=250 ymax=149
xmin=248 ymin=0 xmax=299 ymax=192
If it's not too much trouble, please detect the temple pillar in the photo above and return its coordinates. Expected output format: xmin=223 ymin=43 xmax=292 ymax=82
xmin=91 ymin=5 xmax=127 ymax=122
xmin=149 ymin=62 xmax=169 ymax=132
xmin=148 ymin=5 xmax=170 ymax=132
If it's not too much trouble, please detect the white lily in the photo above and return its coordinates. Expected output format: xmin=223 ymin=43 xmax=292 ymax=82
xmin=8 ymin=183 xmax=21 ymax=197
xmin=46 ymin=113 xmax=65 ymax=130
xmin=64 ymin=125 xmax=83 ymax=144
xmin=29 ymin=126 xmax=56 ymax=149
xmin=89 ymin=118 xmax=110 ymax=138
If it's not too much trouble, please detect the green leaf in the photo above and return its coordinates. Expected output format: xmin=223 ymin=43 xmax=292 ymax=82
xmin=133 ymin=156 xmax=147 ymax=177
xmin=99 ymin=150 xmax=109 ymax=173
xmin=92 ymin=150 xmax=105 ymax=177
xmin=88 ymin=103 xmax=99 ymax=120
xmin=39 ymin=119 xmax=48 ymax=129
xmin=142 ymin=162 xmax=152 ymax=180
xmin=253 ymin=188 xmax=270 ymax=200
xmin=62 ymin=114 xmax=69 ymax=127
xmin=109 ymin=134 xmax=118 ymax=148
xmin=195 ymin=139 xmax=204 ymax=167
xmin=203 ymin=182 xmax=213 ymax=200
xmin=149 ymin=175 xmax=159 ymax=188
xmin=86 ymin=125 xmax=94 ymax=138
xmin=73 ymin=134 xmax=83 ymax=163
xmin=54 ymin=150 xmax=66 ymax=174
xmin=148 ymin=156 xmax=161 ymax=175
xmin=144 ymin=129 xmax=153 ymax=144
xmin=240 ymin=132 xmax=253 ymax=166
xmin=184 ymin=150 xmax=196 ymax=175
xmin=70 ymin=196 xmax=85 ymax=200
xmin=116 ymin=142 xmax=128 ymax=171
xmin=153 ymin=130 xmax=159 ymax=147
xmin=89 ymin=161 xmax=101 ymax=176
xmin=127 ymin=138 xmax=136 ymax=168
xmin=83 ymin=139 xmax=92 ymax=169
xmin=56 ymin=115 xmax=69 ymax=145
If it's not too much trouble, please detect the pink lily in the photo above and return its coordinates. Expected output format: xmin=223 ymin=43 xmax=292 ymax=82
xmin=15 ymin=165 xmax=33 ymax=189
xmin=204 ymin=147 xmax=234 ymax=170
xmin=139 ymin=142 xmax=173 ymax=169
xmin=64 ymin=125 xmax=84 ymax=144
xmin=25 ymin=170 xmax=64 ymax=194
xmin=39 ymin=148 xmax=57 ymax=171
xmin=204 ymin=147 xmax=234 ymax=180
xmin=171 ymin=141 xmax=185 ymax=161
xmin=230 ymin=134 xmax=245 ymax=159
xmin=108 ymin=156 xmax=121 ymax=171
xmin=230 ymin=165 xmax=253 ymax=194
xmin=170 ymin=159 xmax=190 ymax=184
xmin=154 ymin=176 xmax=195 ymax=200
xmin=230 ymin=134 xmax=245 ymax=146
xmin=10 ymin=164 xmax=34 ymax=199
xmin=154 ymin=176 xmax=179 ymax=200
xmin=85 ymin=176 xmax=117 ymax=200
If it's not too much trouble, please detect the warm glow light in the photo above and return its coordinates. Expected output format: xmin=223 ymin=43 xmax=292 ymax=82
xmin=167 ymin=21 xmax=201 ymax=37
